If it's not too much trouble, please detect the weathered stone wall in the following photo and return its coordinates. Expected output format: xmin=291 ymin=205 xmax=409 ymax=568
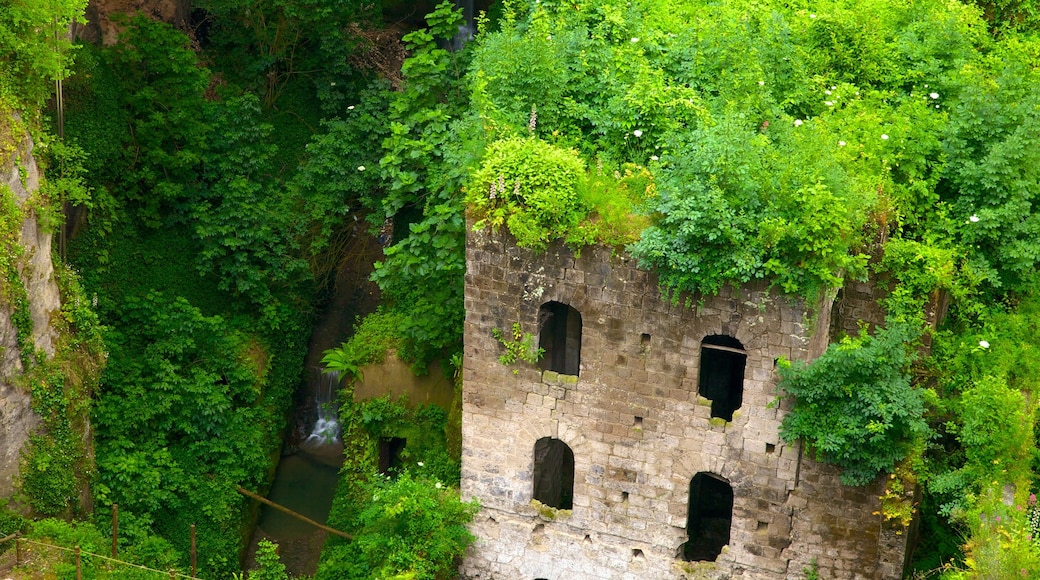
xmin=460 ymin=227 xmax=906 ymax=579
xmin=0 ymin=124 xmax=60 ymax=500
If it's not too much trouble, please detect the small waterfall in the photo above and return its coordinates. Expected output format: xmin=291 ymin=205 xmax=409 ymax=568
xmin=451 ymin=0 xmax=476 ymax=51
xmin=302 ymin=367 xmax=341 ymax=449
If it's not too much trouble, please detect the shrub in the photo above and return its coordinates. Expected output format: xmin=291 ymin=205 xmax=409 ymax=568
xmin=779 ymin=323 xmax=932 ymax=485
xmin=469 ymin=137 xmax=589 ymax=250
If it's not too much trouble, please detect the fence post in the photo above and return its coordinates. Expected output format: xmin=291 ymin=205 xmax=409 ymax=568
xmin=170 ymin=568 xmax=176 ymax=580
xmin=75 ymin=545 xmax=82 ymax=580
xmin=112 ymin=503 xmax=119 ymax=558
xmin=190 ymin=524 xmax=196 ymax=578
xmin=15 ymin=535 xmax=20 ymax=565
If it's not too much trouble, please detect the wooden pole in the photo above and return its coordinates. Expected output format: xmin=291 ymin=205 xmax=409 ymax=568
xmin=235 ymin=486 xmax=353 ymax=539
xmin=170 ymin=569 xmax=176 ymax=580
xmin=112 ymin=503 xmax=118 ymax=558
xmin=75 ymin=545 xmax=82 ymax=580
xmin=15 ymin=536 xmax=20 ymax=565
xmin=190 ymin=524 xmax=196 ymax=578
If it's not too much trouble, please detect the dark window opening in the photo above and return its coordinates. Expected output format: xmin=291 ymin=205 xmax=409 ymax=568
xmin=640 ymin=333 xmax=651 ymax=354
xmin=378 ymin=437 xmax=406 ymax=475
xmin=538 ymin=302 xmax=582 ymax=376
xmin=766 ymin=443 xmax=776 ymax=454
xmin=682 ymin=472 xmax=733 ymax=562
xmin=698 ymin=335 xmax=746 ymax=421
xmin=532 ymin=437 xmax=575 ymax=510
xmin=632 ymin=548 xmax=644 ymax=559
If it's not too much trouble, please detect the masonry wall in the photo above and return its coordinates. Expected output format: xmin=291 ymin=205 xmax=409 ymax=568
xmin=460 ymin=227 xmax=908 ymax=579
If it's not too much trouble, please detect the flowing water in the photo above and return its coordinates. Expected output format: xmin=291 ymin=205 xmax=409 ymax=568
xmin=300 ymin=368 xmax=342 ymax=451
xmin=248 ymin=368 xmax=346 ymax=575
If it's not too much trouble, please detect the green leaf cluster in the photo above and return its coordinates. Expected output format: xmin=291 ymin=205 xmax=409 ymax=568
xmin=319 ymin=391 xmax=471 ymax=580
xmin=90 ymin=291 xmax=291 ymax=577
xmin=779 ymin=323 xmax=932 ymax=485
xmin=469 ymin=137 xmax=588 ymax=249
xmin=321 ymin=471 xmax=478 ymax=580
xmin=0 ymin=0 xmax=85 ymax=110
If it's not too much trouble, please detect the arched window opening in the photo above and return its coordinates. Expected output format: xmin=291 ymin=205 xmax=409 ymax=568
xmin=698 ymin=335 xmax=746 ymax=421
xmin=378 ymin=437 xmax=406 ymax=475
xmin=532 ymin=437 xmax=574 ymax=510
xmin=683 ymin=472 xmax=733 ymax=562
xmin=538 ymin=302 xmax=582 ymax=376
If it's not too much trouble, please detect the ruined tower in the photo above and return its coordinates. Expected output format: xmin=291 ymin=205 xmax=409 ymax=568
xmin=460 ymin=227 xmax=907 ymax=579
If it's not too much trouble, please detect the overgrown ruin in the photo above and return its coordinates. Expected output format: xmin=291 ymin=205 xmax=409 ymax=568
xmin=460 ymin=226 xmax=907 ymax=579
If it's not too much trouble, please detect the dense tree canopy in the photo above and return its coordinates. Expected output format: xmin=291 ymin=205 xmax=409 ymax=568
xmin=4 ymin=0 xmax=1040 ymax=577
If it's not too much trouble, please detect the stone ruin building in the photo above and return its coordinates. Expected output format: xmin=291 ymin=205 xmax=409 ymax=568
xmin=460 ymin=227 xmax=908 ymax=579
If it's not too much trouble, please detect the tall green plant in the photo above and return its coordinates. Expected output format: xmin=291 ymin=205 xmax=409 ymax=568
xmin=779 ymin=323 xmax=932 ymax=485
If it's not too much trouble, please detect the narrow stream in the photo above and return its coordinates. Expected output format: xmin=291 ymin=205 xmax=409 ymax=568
xmin=243 ymin=232 xmax=384 ymax=576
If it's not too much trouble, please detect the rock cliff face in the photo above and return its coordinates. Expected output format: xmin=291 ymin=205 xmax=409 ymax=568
xmin=0 ymin=121 xmax=62 ymax=500
xmin=76 ymin=0 xmax=191 ymax=44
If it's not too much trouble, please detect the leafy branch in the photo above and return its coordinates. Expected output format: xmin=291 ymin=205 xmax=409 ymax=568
xmin=492 ymin=323 xmax=544 ymax=373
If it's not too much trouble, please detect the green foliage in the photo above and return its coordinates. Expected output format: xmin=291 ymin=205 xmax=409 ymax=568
xmin=0 ymin=0 xmax=86 ymax=109
xmin=925 ymin=294 xmax=1040 ymax=516
xmin=192 ymin=93 xmax=313 ymax=316
xmin=249 ymin=540 xmax=289 ymax=580
xmin=91 ymin=291 xmax=290 ymax=577
xmin=194 ymin=0 xmax=380 ymax=113
xmin=319 ymin=471 xmax=478 ymax=580
xmin=802 ymin=559 xmax=820 ymax=580
xmin=469 ymin=137 xmax=589 ymax=250
xmin=0 ymin=184 xmax=34 ymax=366
xmin=19 ymin=262 xmax=104 ymax=518
xmin=938 ymin=488 xmax=1040 ymax=579
xmin=22 ymin=517 xmax=181 ymax=579
xmin=779 ymin=323 xmax=932 ymax=485
xmin=368 ymin=1 xmax=474 ymax=369
xmin=632 ymin=117 xmax=871 ymax=298
xmin=106 ymin=16 xmax=212 ymax=226
xmin=38 ymin=137 xmax=92 ymax=230
xmin=491 ymin=323 xmax=543 ymax=373
xmin=320 ymin=391 xmax=469 ymax=580
xmin=940 ymin=42 xmax=1040 ymax=296
xmin=322 ymin=310 xmax=406 ymax=378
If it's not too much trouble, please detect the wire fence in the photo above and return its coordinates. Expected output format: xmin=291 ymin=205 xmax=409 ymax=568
xmin=1 ymin=531 xmax=200 ymax=579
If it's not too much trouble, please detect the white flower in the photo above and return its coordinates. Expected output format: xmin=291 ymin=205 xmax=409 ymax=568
xmin=547 ymin=35 xmax=552 ymax=40
xmin=810 ymin=13 xmax=816 ymax=18
xmin=830 ymin=86 xmax=837 ymax=90
xmin=633 ymin=129 xmax=643 ymax=137
xmin=759 ymin=80 xmax=765 ymax=86
xmin=435 ymin=481 xmax=443 ymax=489
xmin=936 ymin=105 xmax=940 ymax=109
xmin=930 ymin=92 xmax=939 ymax=99
xmin=631 ymin=37 xmax=639 ymax=43
xmin=881 ymin=134 xmax=889 ymax=140
xmin=330 ymin=82 xmax=336 ymax=86
xmin=417 ymin=461 xmax=424 ymax=467
xmin=347 ymin=105 xmax=355 ymax=110
xmin=794 ymin=119 xmax=803 ymax=127
xmin=838 ymin=141 xmax=846 ymax=147
xmin=650 ymin=155 xmax=659 ymax=161
xmin=979 ymin=340 xmax=990 ymax=349
xmin=825 ymin=89 xmax=832 ymax=95
xmin=969 ymin=214 xmax=980 ymax=223
xmin=357 ymin=166 xmax=366 ymax=171
xmin=825 ymin=101 xmax=834 ymax=106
